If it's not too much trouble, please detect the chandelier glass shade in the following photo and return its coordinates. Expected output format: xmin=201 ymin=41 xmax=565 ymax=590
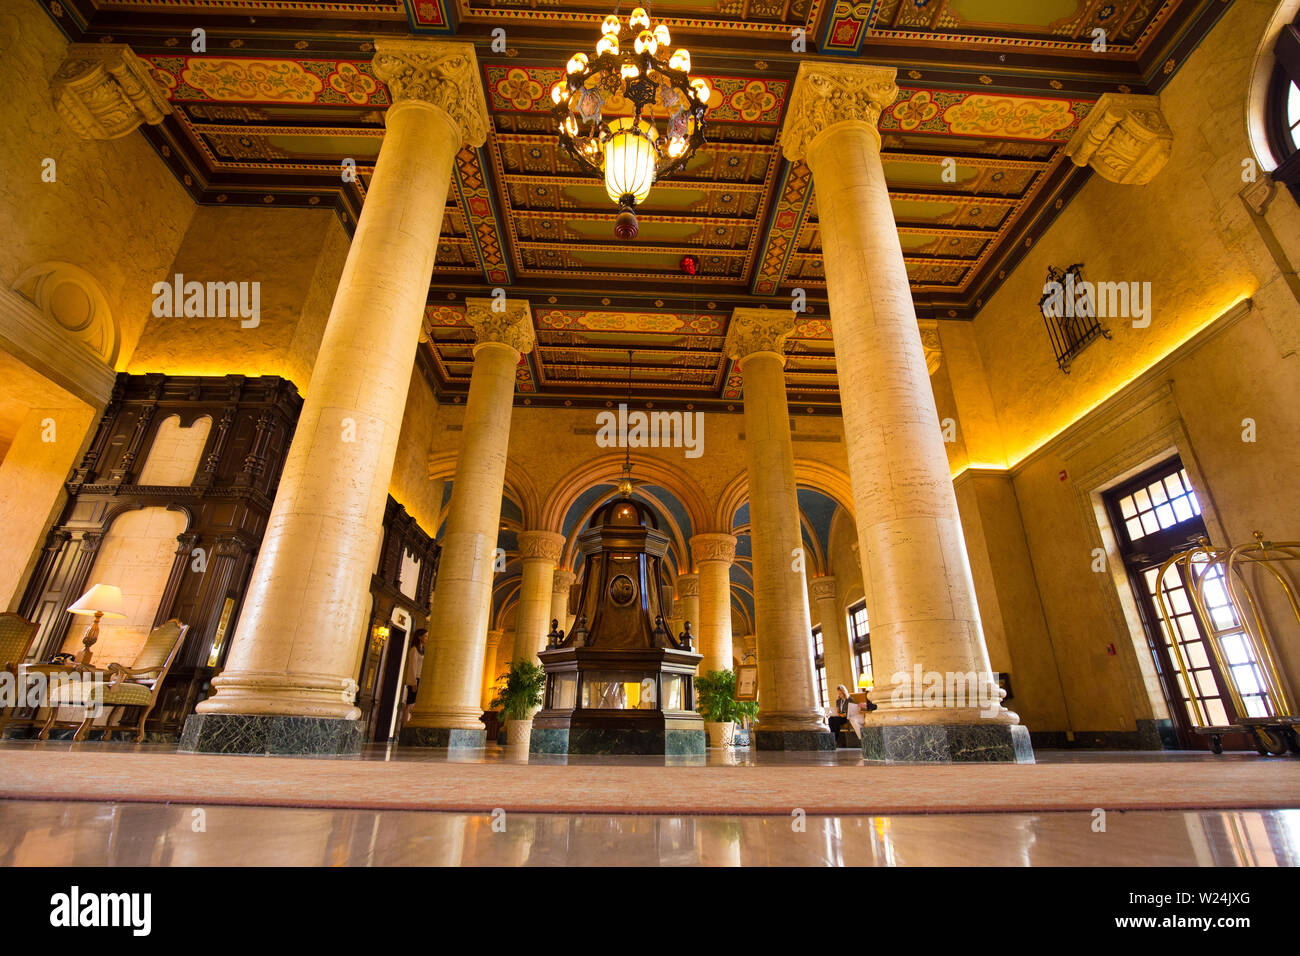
xmin=552 ymin=6 xmax=709 ymax=238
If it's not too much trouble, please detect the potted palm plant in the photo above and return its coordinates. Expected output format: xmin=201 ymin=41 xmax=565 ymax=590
xmin=491 ymin=660 xmax=545 ymax=749
xmin=695 ymin=668 xmax=755 ymax=748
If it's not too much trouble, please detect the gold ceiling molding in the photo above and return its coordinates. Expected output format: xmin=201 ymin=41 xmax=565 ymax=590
xmin=780 ymin=61 xmax=900 ymax=163
xmin=1065 ymin=93 xmax=1173 ymax=186
xmin=53 ymin=44 xmax=172 ymax=140
xmin=371 ymin=38 xmax=489 ymax=148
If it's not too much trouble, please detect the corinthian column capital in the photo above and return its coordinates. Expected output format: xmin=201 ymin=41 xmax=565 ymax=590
xmin=725 ymin=308 xmax=797 ymax=365
xmin=53 ymin=44 xmax=173 ymax=140
xmin=465 ymin=297 xmax=536 ymax=355
xmin=552 ymin=568 xmax=576 ymax=594
xmin=809 ymin=575 xmax=838 ymax=603
xmin=371 ymin=39 xmax=489 ymax=148
xmin=486 ymin=628 xmax=504 ymax=647
xmin=1066 ymin=93 xmax=1172 ymax=186
xmin=691 ymin=533 xmax=737 ymax=566
xmin=918 ymin=320 xmax=943 ymax=376
xmin=675 ymin=572 xmax=700 ymax=598
xmin=781 ymin=62 xmax=899 ymax=163
xmin=517 ymin=530 xmax=565 ymax=565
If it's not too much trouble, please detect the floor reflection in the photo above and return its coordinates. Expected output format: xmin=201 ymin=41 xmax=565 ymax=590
xmin=0 ymin=800 xmax=1296 ymax=866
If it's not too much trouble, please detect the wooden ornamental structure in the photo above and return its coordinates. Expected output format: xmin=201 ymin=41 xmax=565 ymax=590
xmin=533 ymin=495 xmax=704 ymax=755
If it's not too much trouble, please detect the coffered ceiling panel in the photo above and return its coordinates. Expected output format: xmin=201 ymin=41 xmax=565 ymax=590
xmin=40 ymin=0 xmax=1230 ymax=408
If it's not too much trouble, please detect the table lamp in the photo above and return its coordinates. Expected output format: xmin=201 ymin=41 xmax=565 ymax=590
xmin=66 ymin=584 xmax=127 ymax=666
xmin=857 ymin=673 xmax=873 ymax=692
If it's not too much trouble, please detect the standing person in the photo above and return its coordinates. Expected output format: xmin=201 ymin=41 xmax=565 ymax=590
xmin=402 ymin=629 xmax=428 ymax=726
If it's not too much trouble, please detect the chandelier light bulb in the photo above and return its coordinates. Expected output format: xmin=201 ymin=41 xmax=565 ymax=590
xmin=668 ymin=48 xmax=690 ymax=72
xmin=621 ymin=62 xmax=640 ymax=80
xmin=635 ymin=30 xmax=657 ymax=55
xmin=690 ymin=77 xmax=710 ymax=103
xmin=596 ymin=34 xmax=619 ymax=57
xmin=567 ymin=52 xmax=588 ymax=74
xmin=564 ymin=115 xmax=579 ymax=136
xmin=550 ymin=81 xmax=566 ymax=105
xmin=667 ymin=137 xmax=687 ymax=158
xmin=629 ymin=7 xmax=650 ymax=31
xmin=601 ymin=14 xmax=621 ymax=36
xmin=654 ymin=24 xmax=671 ymax=47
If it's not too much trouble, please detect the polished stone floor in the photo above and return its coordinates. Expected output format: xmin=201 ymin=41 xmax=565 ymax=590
xmin=0 ymin=744 xmax=1296 ymax=865
xmin=0 ymin=799 xmax=1296 ymax=866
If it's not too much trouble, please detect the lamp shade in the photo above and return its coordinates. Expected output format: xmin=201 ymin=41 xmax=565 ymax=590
xmin=67 ymin=584 xmax=127 ymax=619
xmin=603 ymin=116 xmax=658 ymax=205
xmin=857 ymin=672 xmax=873 ymax=689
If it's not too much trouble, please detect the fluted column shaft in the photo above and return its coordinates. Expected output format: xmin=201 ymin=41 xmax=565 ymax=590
xmin=405 ymin=299 xmax=535 ymax=745
xmin=690 ymin=536 xmax=735 ymax=675
xmin=811 ymin=576 xmax=853 ymax=699
xmin=194 ymin=41 xmax=487 ymax=729
xmin=725 ymin=310 xmax=828 ymax=744
xmin=783 ymin=62 xmax=1014 ymax=731
xmin=481 ymin=629 xmax=503 ymax=712
xmin=551 ymin=568 xmax=576 ymax=634
xmin=512 ymin=531 xmax=565 ymax=664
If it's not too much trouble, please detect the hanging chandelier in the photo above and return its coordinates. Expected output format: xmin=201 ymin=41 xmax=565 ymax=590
xmin=551 ymin=6 xmax=710 ymax=240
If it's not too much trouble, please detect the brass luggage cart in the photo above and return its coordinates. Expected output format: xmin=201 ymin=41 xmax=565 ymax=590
xmin=1153 ymin=533 xmax=1298 ymax=756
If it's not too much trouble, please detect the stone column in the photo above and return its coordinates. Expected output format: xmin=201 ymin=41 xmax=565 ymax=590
xmin=810 ymin=576 xmax=853 ymax=699
xmin=689 ymin=535 xmax=736 ymax=677
xmin=725 ymin=309 xmax=833 ymax=750
xmin=781 ymin=62 xmax=1028 ymax=762
xmin=481 ymin=629 xmax=504 ymax=712
xmin=402 ymin=299 xmax=535 ymax=749
xmin=675 ymin=572 xmax=700 ymax=644
xmin=182 ymin=40 xmax=488 ymax=756
xmin=512 ymin=531 xmax=566 ymax=664
xmin=550 ymin=568 xmax=576 ymax=634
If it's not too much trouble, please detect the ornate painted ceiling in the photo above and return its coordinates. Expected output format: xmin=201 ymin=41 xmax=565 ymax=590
xmin=42 ymin=0 xmax=1230 ymax=409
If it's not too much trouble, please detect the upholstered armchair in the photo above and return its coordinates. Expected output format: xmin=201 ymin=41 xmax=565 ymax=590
xmin=0 ymin=613 xmax=39 ymax=739
xmin=39 ymin=619 xmax=188 ymax=743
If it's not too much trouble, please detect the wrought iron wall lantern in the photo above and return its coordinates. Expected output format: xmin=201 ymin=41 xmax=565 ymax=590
xmin=551 ymin=6 xmax=710 ymax=239
xmin=1039 ymin=263 xmax=1112 ymax=373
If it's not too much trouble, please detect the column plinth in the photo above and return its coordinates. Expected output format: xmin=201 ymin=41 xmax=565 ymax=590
xmin=725 ymin=309 xmax=833 ymax=751
xmin=782 ymin=62 xmax=1030 ymax=763
xmin=402 ymin=298 xmax=535 ymax=749
xmin=182 ymin=40 xmax=489 ymax=757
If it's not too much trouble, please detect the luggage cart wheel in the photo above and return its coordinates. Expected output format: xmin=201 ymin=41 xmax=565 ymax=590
xmin=1253 ymin=726 xmax=1288 ymax=756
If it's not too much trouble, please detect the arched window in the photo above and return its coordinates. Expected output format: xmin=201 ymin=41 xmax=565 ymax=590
xmin=1267 ymin=15 xmax=1300 ymax=201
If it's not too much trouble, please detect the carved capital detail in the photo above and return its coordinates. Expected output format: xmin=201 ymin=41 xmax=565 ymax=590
xmin=811 ymin=576 xmax=841 ymax=603
xmin=53 ymin=44 xmax=172 ymax=140
xmin=486 ymin=628 xmax=504 ymax=646
xmin=371 ymin=39 xmax=489 ymax=148
xmin=1066 ymin=93 xmax=1172 ymax=186
xmin=918 ymin=320 xmax=942 ymax=376
xmin=675 ymin=572 xmax=700 ymax=598
xmin=690 ymin=533 xmax=737 ymax=566
xmin=552 ymin=568 xmax=576 ymax=593
xmin=725 ymin=308 xmax=797 ymax=363
xmin=465 ymin=297 xmax=536 ymax=355
xmin=781 ymin=62 xmax=899 ymax=163
xmin=517 ymin=530 xmax=565 ymax=564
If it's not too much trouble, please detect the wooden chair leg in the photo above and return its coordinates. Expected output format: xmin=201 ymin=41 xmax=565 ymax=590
xmin=37 ymin=706 xmax=59 ymax=740
xmin=134 ymin=705 xmax=154 ymax=743
xmin=72 ymin=707 xmax=96 ymax=742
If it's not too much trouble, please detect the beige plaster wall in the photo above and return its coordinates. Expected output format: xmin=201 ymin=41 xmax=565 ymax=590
xmin=956 ymin=0 xmax=1300 ymax=734
xmin=0 ymin=1 xmax=195 ymax=370
xmin=127 ymin=205 xmax=348 ymax=390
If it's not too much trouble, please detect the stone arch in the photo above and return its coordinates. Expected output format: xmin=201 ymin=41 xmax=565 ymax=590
xmin=541 ymin=452 xmax=711 ymax=535
xmin=1 ymin=260 xmax=120 ymax=405
xmin=713 ymin=459 xmax=855 ymax=531
xmin=428 ymin=450 xmax=541 ymax=531
xmin=1246 ymin=0 xmax=1300 ymax=171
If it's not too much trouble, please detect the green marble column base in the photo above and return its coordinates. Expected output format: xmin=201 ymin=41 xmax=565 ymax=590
xmin=861 ymin=723 xmax=1034 ymax=763
xmin=755 ymin=729 xmax=837 ymax=751
xmin=178 ymin=713 xmax=363 ymax=756
xmin=531 ymin=726 xmax=705 ymax=756
xmin=398 ymin=726 xmax=486 ymax=750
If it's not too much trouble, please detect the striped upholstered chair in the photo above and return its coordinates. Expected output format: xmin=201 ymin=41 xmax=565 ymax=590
xmin=0 ymin=613 xmax=39 ymax=738
xmin=40 ymin=619 xmax=188 ymax=742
